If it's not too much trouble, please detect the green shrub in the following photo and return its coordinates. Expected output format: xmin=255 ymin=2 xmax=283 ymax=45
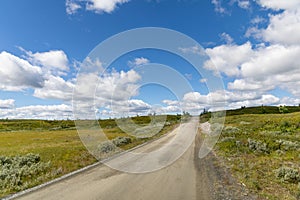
xmin=18 ymin=153 xmax=41 ymax=167
xmin=112 ymin=136 xmax=132 ymax=147
xmin=0 ymin=154 xmax=50 ymax=192
xmin=98 ymin=141 xmax=116 ymax=153
xmin=248 ymin=138 xmax=269 ymax=154
xmin=276 ymin=139 xmax=300 ymax=151
xmin=223 ymin=126 xmax=240 ymax=134
xmin=276 ymin=167 xmax=300 ymax=183
xmin=279 ymin=106 xmax=289 ymax=114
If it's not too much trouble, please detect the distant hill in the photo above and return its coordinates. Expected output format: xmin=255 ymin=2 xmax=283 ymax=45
xmin=199 ymin=105 xmax=300 ymax=122
xmin=225 ymin=105 xmax=300 ymax=116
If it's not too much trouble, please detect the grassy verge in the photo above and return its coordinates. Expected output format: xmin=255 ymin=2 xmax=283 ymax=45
xmin=0 ymin=115 xmax=183 ymax=198
xmin=0 ymin=129 xmax=96 ymax=197
xmin=212 ymin=112 xmax=300 ymax=199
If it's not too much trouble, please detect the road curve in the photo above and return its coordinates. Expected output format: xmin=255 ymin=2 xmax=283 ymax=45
xmin=15 ymin=118 xmax=217 ymax=200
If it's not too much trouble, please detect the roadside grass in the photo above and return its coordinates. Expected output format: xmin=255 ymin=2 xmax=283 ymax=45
xmin=212 ymin=112 xmax=300 ymax=199
xmin=0 ymin=129 xmax=96 ymax=197
xmin=0 ymin=115 xmax=183 ymax=198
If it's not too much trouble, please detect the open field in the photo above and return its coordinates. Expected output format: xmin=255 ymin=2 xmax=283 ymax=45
xmin=0 ymin=115 xmax=182 ymax=198
xmin=211 ymin=110 xmax=300 ymax=199
xmin=3 ymin=106 xmax=300 ymax=199
xmin=11 ymin=119 xmax=221 ymax=200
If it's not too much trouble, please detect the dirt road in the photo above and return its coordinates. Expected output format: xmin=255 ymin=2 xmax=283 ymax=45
xmin=14 ymin=119 xmax=253 ymax=200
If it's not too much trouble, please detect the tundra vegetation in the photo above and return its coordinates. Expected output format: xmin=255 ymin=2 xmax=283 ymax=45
xmin=0 ymin=115 xmax=183 ymax=198
xmin=200 ymin=106 xmax=300 ymax=200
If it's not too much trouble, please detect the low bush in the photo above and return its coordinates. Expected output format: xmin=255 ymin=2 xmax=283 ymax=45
xmin=276 ymin=139 xmax=300 ymax=151
xmin=112 ymin=136 xmax=132 ymax=147
xmin=214 ymin=112 xmax=300 ymax=199
xmin=97 ymin=141 xmax=116 ymax=154
xmin=0 ymin=154 xmax=50 ymax=192
xmin=223 ymin=126 xmax=240 ymax=134
xmin=98 ymin=136 xmax=133 ymax=154
xmin=248 ymin=139 xmax=269 ymax=154
xmin=276 ymin=167 xmax=300 ymax=183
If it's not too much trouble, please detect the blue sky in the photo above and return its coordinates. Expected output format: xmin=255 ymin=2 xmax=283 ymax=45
xmin=0 ymin=0 xmax=300 ymax=119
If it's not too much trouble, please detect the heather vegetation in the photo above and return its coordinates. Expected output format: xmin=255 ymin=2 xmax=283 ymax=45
xmin=0 ymin=114 xmax=183 ymax=198
xmin=0 ymin=154 xmax=50 ymax=195
xmin=201 ymin=106 xmax=300 ymax=199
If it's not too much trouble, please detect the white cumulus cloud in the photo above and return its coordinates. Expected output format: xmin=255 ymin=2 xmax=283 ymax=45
xmin=204 ymin=42 xmax=253 ymax=76
xmin=33 ymin=75 xmax=74 ymax=101
xmin=0 ymin=51 xmax=44 ymax=91
xmin=26 ymin=50 xmax=69 ymax=71
xmin=240 ymin=45 xmax=300 ymax=80
xmin=86 ymin=0 xmax=130 ymax=13
xmin=257 ymin=0 xmax=300 ymax=10
xmin=128 ymin=57 xmax=150 ymax=67
xmin=0 ymin=99 xmax=15 ymax=109
xmin=66 ymin=0 xmax=81 ymax=14
xmin=260 ymin=8 xmax=300 ymax=45
xmin=237 ymin=0 xmax=250 ymax=9
xmin=181 ymin=90 xmax=281 ymax=113
xmin=15 ymin=104 xmax=73 ymax=120
xmin=0 ymin=104 xmax=73 ymax=120
xmin=66 ymin=0 xmax=130 ymax=14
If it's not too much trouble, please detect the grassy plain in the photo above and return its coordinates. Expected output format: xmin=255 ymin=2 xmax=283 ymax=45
xmin=207 ymin=107 xmax=300 ymax=199
xmin=0 ymin=115 xmax=182 ymax=198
